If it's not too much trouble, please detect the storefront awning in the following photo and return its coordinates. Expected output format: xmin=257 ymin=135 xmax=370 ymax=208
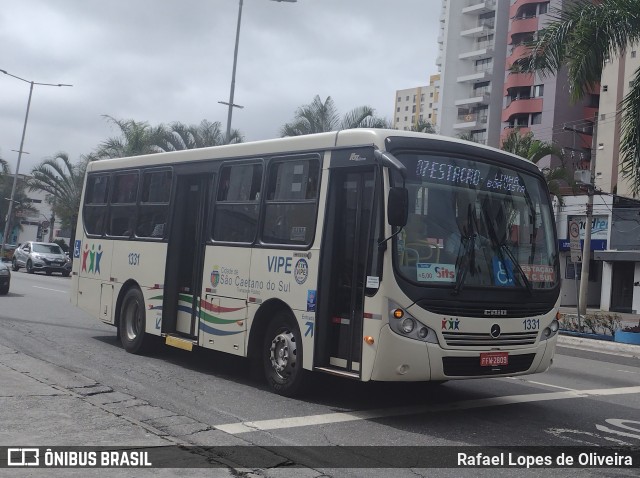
xmin=594 ymin=250 xmax=640 ymax=262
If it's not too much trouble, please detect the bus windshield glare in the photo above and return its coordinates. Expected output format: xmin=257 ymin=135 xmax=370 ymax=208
xmin=393 ymin=152 xmax=558 ymax=291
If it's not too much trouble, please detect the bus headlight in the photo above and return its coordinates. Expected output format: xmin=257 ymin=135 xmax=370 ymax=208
xmin=541 ymin=319 xmax=560 ymax=341
xmin=388 ymin=300 xmax=438 ymax=344
xmin=401 ymin=318 xmax=415 ymax=334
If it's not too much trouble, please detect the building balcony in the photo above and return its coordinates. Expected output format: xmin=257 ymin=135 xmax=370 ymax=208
xmin=510 ymin=16 xmax=538 ymax=36
xmin=455 ymin=94 xmax=490 ymax=107
xmin=459 ymin=45 xmax=494 ymax=61
xmin=463 ymin=0 xmax=496 ymax=15
xmin=583 ymin=106 xmax=599 ymax=121
xmin=503 ymin=72 xmax=534 ymax=94
xmin=461 ymin=24 xmax=495 ymax=38
xmin=510 ymin=0 xmax=543 ymax=17
xmin=457 ymin=69 xmax=493 ymax=83
xmin=501 ymin=97 xmax=542 ymax=122
xmin=505 ymin=44 xmax=532 ymax=69
xmin=454 ymin=113 xmax=488 ymax=130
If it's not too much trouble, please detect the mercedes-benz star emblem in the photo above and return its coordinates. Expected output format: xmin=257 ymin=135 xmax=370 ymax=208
xmin=490 ymin=324 xmax=501 ymax=338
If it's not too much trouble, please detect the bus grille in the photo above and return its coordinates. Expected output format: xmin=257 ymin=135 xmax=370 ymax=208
xmin=442 ymin=331 xmax=539 ymax=347
xmin=419 ymin=302 xmax=552 ymax=318
xmin=442 ymin=354 xmax=535 ymax=377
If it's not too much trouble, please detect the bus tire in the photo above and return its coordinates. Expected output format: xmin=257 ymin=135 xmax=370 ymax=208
xmin=263 ymin=311 xmax=307 ymax=397
xmin=119 ymin=287 xmax=148 ymax=354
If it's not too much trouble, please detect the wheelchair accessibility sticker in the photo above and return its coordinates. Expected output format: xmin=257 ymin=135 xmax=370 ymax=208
xmin=492 ymin=257 xmax=515 ymax=287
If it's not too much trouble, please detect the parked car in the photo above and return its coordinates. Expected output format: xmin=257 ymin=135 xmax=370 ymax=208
xmin=1 ymin=244 xmax=17 ymax=262
xmin=12 ymin=241 xmax=72 ymax=276
xmin=0 ymin=260 xmax=10 ymax=294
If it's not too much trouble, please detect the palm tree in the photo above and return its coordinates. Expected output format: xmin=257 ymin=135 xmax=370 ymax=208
xmin=28 ymin=153 xmax=87 ymax=245
xmin=411 ymin=120 xmax=436 ymax=134
xmin=280 ymin=95 xmax=391 ymax=137
xmin=95 ymin=115 xmax=165 ymax=159
xmin=500 ymin=129 xmax=573 ymax=203
xmin=0 ymin=155 xmax=8 ymax=177
xmin=152 ymin=120 xmax=243 ymax=152
xmin=0 ymin=170 xmax=37 ymax=244
xmin=520 ymin=0 xmax=640 ymax=193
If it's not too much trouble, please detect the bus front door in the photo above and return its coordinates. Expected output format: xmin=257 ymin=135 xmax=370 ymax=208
xmin=163 ymin=174 xmax=211 ymax=340
xmin=318 ymin=168 xmax=375 ymax=376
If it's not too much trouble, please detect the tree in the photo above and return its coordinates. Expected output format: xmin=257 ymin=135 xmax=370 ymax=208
xmin=28 ymin=153 xmax=87 ymax=246
xmin=94 ymin=115 xmax=165 ymax=159
xmin=152 ymin=120 xmax=243 ymax=152
xmin=0 ymin=155 xmax=8 ymax=177
xmin=280 ymin=95 xmax=391 ymax=137
xmin=411 ymin=120 xmax=436 ymax=134
xmin=500 ymin=129 xmax=573 ymax=203
xmin=520 ymin=0 xmax=640 ymax=193
xmin=0 ymin=171 xmax=37 ymax=244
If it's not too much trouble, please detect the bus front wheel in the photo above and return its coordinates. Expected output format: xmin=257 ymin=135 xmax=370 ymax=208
xmin=119 ymin=287 xmax=148 ymax=354
xmin=263 ymin=312 xmax=307 ymax=397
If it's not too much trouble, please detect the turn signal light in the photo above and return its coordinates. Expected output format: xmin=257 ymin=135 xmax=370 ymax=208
xmin=364 ymin=336 xmax=375 ymax=345
xmin=393 ymin=309 xmax=404 ymax=319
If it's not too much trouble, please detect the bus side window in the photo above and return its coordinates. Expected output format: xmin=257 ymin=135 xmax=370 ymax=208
xmin=261 ymin=158 xmax=320 ymax=245
xmin=136 ymin=169 xmax=172 ymax=239
xmin=212 ymin=163 xmax=262 ymax=243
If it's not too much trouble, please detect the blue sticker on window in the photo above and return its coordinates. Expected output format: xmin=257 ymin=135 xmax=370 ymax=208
xmin=307 ymin=290 xmax=316 ymax=311
xmin=492 ymin=257 xmax=515 ymax=287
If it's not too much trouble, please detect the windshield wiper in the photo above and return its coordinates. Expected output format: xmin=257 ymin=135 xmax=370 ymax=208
xmin=452 ymin=233 xmax=475 ymax=296
xmin=482 ymin=208 xmax=532 ymax=294
xmin=499 ymin=242 xmax=533 ymax=295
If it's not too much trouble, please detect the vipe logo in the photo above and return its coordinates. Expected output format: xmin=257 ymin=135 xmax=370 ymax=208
xmin=8 ymin=448 xmax=39 ymax=466
xmin=348 ymin=153 xmax=366 ymax=162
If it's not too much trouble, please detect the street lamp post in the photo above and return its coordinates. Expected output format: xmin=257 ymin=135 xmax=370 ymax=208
xmin=219 ymin=0 xmax=297 ymax=143
xmin=0 ymin=69 xmax=71 ymax=258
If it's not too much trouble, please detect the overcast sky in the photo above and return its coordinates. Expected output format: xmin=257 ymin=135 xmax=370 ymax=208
xmin=1 ymin=0 xmax=440 ymax=174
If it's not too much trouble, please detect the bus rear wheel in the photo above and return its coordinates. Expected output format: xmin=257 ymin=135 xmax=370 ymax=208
xmin=119 ymin=287 xmax=148 ymax=354
xmin=263 ymin=312 xmax=307 ymax=397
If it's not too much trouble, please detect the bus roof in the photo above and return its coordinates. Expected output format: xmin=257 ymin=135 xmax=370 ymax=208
xmin=86 ymin=129 xmax=536 ymax=173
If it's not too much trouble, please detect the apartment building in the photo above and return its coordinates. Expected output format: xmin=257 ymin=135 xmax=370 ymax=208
xmin=393 ymin=74 xmax=440 ymax=131
xmin=436 ymin=0 xmax=510 ymax=145
xmin=437 ymin=0 xmax=594 ymax=167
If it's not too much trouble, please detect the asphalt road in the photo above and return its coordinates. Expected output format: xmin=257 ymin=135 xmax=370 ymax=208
xmin=1 ymin=269 xmax=639 ymax=477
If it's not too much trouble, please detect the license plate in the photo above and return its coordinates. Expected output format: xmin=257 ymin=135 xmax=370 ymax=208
xmin=480 ymin=352 xmax=509 ymax=367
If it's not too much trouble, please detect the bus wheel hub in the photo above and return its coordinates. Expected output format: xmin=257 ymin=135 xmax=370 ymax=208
xmin=270 ymin=332 xmax=296 ymax=376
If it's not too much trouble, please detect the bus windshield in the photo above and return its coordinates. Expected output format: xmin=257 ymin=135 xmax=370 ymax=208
xmin=393 ymin=152 xmax=558 ymax=291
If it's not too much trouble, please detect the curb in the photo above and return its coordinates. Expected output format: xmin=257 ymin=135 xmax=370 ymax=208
xmin=557 ymin=334 xmax=640 ymax=358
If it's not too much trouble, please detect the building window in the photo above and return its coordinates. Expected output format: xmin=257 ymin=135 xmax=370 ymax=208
xmin=405 ymin=106 xmax=409 ymax=111
xmin=413 ymin=94 xmax=416 ymax=102
xmin=397 ymin=96 xmax=401 ymax=102
xmin=419 ymin=114 xmax=423 ymax=120
xmin=428 ymin=114 xmax=432 ymax=119
xmin=539 ymin=2 xmax=548 ymax=14
xmin=533 ymin=84 xmax=544 ymax=97
xmin=406 ymin=96 xmax=409 ymax=101
xmin=632 ymin=51 xmax=637 ymax=58
xmin=396 ymin=107 xmax=400 ymax=112
xmin=404 ymin=116 xmax=408 ymax=121
xmin=412 ymin=105 xmax=416 ymax=113
xmin=421 ymin=94 xmax=425 ymax=101
xmin=531 ymin=112 xmax=542 ymax=125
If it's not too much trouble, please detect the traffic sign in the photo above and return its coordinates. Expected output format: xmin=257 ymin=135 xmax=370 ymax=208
xmin=569 ymin=220 xmax=582 ymax=263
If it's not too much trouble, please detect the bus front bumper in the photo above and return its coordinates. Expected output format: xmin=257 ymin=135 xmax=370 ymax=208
xmin=370 ymin=325 xmax=556 ymax=382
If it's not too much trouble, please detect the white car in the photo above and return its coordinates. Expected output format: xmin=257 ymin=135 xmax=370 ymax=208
xmin=12 ymin=241 xmax=72 ymax=277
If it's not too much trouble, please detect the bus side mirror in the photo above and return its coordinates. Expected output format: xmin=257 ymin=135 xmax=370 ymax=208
xmin=388 ymin=187 xmax=408 ymax=227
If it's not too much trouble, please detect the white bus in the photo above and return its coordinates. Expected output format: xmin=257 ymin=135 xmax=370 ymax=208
xmin=71 ymin=129 xmax=561 ymax=396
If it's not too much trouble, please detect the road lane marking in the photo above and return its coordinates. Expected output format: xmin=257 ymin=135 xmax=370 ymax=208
xmin=32 ymin=286 xmax=67 ymax=293
xmin=504 ymin=377 xmax=576 ymax=391
xmin=214 ymin=386 xmax=640 ymax=435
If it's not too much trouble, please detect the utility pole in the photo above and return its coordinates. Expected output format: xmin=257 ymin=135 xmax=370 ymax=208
xmin=577 ymin=115 xmax=598 ymax=315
